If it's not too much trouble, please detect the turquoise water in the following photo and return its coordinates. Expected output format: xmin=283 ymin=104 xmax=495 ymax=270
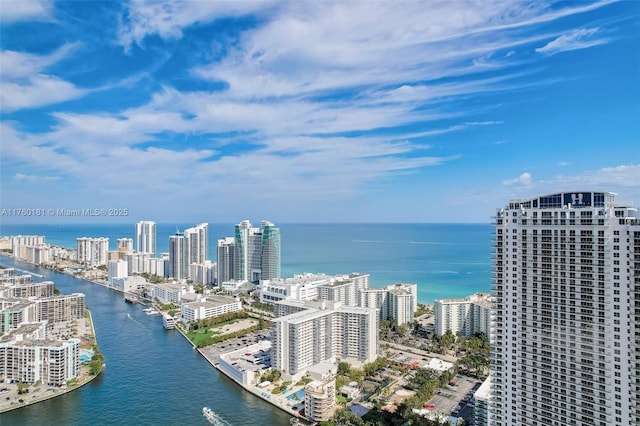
xmin=0 ymin=223 xmax=493 ymax=304
xmin=0 ymin=223 xmax=493 ymax=425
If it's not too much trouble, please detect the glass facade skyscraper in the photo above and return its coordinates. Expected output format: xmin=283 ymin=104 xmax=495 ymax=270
xmin=223 ymin=220 xmax=281 ymax=283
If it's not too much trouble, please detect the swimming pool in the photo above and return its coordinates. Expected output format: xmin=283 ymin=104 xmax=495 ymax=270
xmin=286 ymin=389 xmax=305 ymax=401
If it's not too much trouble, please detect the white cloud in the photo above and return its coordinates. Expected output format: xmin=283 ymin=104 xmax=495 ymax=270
xmin=14 ymin=174 xmax=59 ymax=182
xmin=0 ymin=44 xmax=87 ymax=112
xmin=536 ymin=28 xmax=608 ymax=55
xmin=499 ymin=165 xmax=640 ymax=202
xmin=551 ymin=165 xmax=640 ymax=188
xmin=503 ymin=172 xmax=533 ymax=186
xmin=1 ymin=0 xmax=630 ymax=222
xmin=0 ymin=0 xmax=53 ymax=24
xmin=1 ymin=75 xmax=86 ymax=112
xmin=118 ymin=0 xmax=271 ymax=50
xmin=0 ymin=43 xmax=81 ymax=78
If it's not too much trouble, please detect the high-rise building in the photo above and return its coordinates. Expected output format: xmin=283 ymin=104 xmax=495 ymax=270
xmin=116 ymin=238 xmax=133 ymax=252
xmin=184 ymin=223 xmax=208 ymax=265
xmin=260 ymin=221 xmax=281 ymax=281
xmin=168 ymin=233 xmax=187 ymax=280
xmin=76 ymin=237 xmax=109 ymax=267
xmin=272 ymin=300 xmax=378 ymax=381
xmin=434 ymin=293 xmax=491 ymax=338
xmin=358 ymin=282 xmax=418 ymax=326
xmin=217 ymin=237 xmax=236 ymax=285
xmin=490 ymin=191 xmax=639 ymax=426
xmin=107 ymin=259 xmax=128 ymax=285
xmin=135 ymin=221 xmax=156 ymax=257
xmin=225 ymin=220 xmax=281 ymax=283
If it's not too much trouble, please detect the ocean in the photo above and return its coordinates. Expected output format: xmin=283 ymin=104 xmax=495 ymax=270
xmin=0 ymin=223 xmax=493 ymax=425
xmin=0 ymin=223 xmax=493 ymax=304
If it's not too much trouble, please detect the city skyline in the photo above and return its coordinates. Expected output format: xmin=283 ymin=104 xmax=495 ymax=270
xmin=1 ymin=1 xmax=639 ymax=224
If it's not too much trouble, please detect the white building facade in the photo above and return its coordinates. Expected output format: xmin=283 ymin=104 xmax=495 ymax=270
xmin=180 ymin=297 xmax=242 ymax=321
xmin=434 ymin=292 xmax=492 ymax=337
xmin=272 ymin=301 xmax=378 ymax=381
xmin=135 ymin=221 xmax=156 ymax=257
xmin=490 ymin=191 xmax=639 ymax=426
xmin=76 ymin=237 xmax=109 ymax=267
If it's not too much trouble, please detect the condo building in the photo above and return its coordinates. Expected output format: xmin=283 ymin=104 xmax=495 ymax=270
xmin=434 ymin=292 xmax=492 ymax=337
xmin=272 ymin=300 xmax=378 ymax=381
xmin=36 ymin=293 xmax=86 ymax=323
xmin=226 ymin=220 xmax=281 ymax=283
xmin=0 ymin=337 xmax=81 ymax=386
xmin=76 ymin=237 xmax=109 ymax=267
xmin=169 ymin=232 xmax=187 ymax=280
xmin=474 ymin=376 xmax=491 ymax=426
xmin=124 ymin=252 xmax=150 ymax=275
xmin=117 ymin=238 xmax=133 ymax=252
xmin=490 ymin=191 xmax=639 ymax=426
xmin=184 ymin=223 xmax=209 ymax=265
xmin=259 ymin=273 xmax=334 ymax=304
xmin=9 ymin=235 xmax=45 ymax=254
xmin=260 ymin=221 xmax=281 ymax=281
xmin=304 ymin=377 xmax=337 ymax=422
xmin=217 ymin=237 xmax=236 ymax=285
xmin=135 ymin=221 xmax=157 ymax=257
xmin=189 ymin=260 xmax=216 ymax=285
xmin=180 ymin=296 xmax=242 ymax=321
xmin=108 ymin=259 xmax=129 ymax=285
xmin=359 ymin=283 xmax=418 ymax=326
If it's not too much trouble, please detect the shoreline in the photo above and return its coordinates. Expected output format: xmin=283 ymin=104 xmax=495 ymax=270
xmin=0 ymin=308 xmax=103 ymax=414
xmin=173 ymin=323 xmax=308 ymax=423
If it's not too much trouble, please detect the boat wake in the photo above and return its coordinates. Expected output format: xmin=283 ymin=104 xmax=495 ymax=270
xmin=125 ymin=313 xmax=147 ymax=328
xmin=202 ymin=407 xmax=231 ymax=425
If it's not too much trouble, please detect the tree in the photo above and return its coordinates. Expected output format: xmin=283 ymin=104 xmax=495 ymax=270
xmin=338 ymin=361 xmax=351 ymax=376
xmin=17 ymin=382 xmax=29 ymax=395
xmin=350 ymin=368 xmax=365 ymax=385
xmin=396 ymin=323 xmax=408 ymax=336
xmin=332 ymin=408 xmax=364 ymax=426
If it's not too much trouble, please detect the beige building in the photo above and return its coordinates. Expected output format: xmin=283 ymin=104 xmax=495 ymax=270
xmin=304 ymin=377 xmax=336 ymax=422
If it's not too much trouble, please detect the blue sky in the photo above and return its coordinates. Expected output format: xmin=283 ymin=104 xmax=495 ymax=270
xmin=1 ymin=0 xmax=639 ymax=224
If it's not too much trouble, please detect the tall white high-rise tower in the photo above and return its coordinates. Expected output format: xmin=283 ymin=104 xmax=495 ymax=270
xmin=168 ymin=232 xmax=187 ymax=280
xmin=135 ymin=221 xmax=156 ymax=257
xmin=490 ymin=191 xmax=639 ymax=426
xmin=184 ymin=223 xmax=208 ymax=265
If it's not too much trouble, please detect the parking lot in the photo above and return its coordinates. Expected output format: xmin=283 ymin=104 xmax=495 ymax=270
xmin=200 ymin=329 xmax=271 ymax=363
xmin=424 ymin=374 xmax=480 ymax=416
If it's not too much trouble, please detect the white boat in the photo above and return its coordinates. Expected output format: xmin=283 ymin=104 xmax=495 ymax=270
xmin=202 ymin=406 xmax=218 ymax=424
xmin=162 ymin=313 xmax=176 ymax=330
xmin=143 ymin=308 xmax=160 ymax=315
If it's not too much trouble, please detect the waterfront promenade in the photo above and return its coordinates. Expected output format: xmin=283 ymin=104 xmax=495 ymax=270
xmin=174 ymin=320 xmax=309 ymax=422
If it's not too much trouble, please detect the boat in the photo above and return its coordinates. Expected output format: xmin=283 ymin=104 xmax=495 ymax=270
xmin=162 ymin=313 xmax=176 ymax=330
xmin=124 ymin=294 xmax=138 ymax=304
xmin=143 ymin=307 xmax=160 ymax=315
xmin=202 ymin=406 xmax=217 ymax=424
